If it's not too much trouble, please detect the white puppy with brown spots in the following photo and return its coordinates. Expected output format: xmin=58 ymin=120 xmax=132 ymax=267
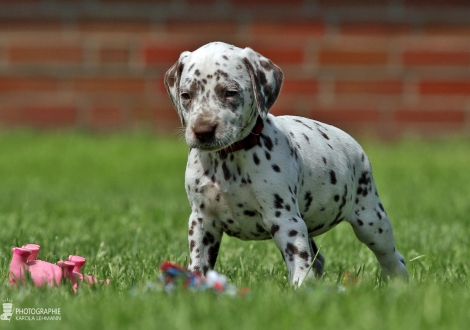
xmin=164 ymin=41 xmax=408 ymax=286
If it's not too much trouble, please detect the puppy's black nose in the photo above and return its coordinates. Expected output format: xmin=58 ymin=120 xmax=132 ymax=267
xmin=193 ymin=123 xmax=217 ymax=143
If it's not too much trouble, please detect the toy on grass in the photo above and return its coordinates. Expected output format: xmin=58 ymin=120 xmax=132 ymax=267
xmin=158 ymin=261 xmax=248 ymax=295
xmin=9 ymin=243 xmax=109 ymax=292
xmin=68 ymin=255 xmax=110 ymax=286
xmin=10 ymin=246 xmax=62 ymax=287
xmin=159 ymin=261 xmax=205 ymax=291
xmin=57 ymin=260 xmax=78 ymax=291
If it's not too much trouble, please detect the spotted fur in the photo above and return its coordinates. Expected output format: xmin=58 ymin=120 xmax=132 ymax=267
xmin=164 ymin=42 xmax=408 ymax=286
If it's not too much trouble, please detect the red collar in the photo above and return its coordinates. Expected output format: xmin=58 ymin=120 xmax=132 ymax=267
xmin=218 ymin=116 xmax=264 ymax=154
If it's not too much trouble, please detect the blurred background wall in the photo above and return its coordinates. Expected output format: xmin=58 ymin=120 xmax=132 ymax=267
xmin=0 ymin=0 xmax=469 ymax=138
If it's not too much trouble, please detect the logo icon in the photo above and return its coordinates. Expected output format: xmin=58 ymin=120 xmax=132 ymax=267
xmin=1 ymin=299 xmax=13 ymax=321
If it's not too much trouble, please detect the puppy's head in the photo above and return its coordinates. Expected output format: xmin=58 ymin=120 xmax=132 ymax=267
xmin=164 ymin=42 xmax=283 ymax=152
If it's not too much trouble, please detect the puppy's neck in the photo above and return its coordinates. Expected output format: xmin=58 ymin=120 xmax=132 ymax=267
xmin=217 ymin=116 xmax=263 ymax=155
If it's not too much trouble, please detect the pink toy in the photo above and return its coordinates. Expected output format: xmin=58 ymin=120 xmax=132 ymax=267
xmin=68 ymin=255 xmax=107 ymax=285
xmin=9 ymin=243 xmax=109 ymax=292
xmin=10 ymin=247 xmax=62 ymax=287
xmin=23 ymin=243 xmax=40 ymax=261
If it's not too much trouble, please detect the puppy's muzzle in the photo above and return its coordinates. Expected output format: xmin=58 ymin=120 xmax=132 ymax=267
xmin=193 ymin=123 xmax=217 ymax=143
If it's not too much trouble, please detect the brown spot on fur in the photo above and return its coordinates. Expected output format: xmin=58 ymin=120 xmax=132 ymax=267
xmin=270 ymin=224 xmax=280 ymax=236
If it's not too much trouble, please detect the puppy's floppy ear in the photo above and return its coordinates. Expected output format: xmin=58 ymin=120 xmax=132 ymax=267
xmin=242 ymin=47 xmax=284 ymax=120
xmin=164 ymin=51 xmax=190 ymax=126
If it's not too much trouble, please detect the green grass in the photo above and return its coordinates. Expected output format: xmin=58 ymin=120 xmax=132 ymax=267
xmin=0 ymin=131 xmax=469 ymax=330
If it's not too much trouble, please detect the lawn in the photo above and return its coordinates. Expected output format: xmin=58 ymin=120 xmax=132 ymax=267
xmin=0 ymin=131 xmax=469 ymax=330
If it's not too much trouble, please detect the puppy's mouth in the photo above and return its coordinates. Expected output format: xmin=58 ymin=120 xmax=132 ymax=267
xmin=191 ymin=142 xmax=222 ymax=152
xmin=189 ymin=136 xmax=237 ymax=152
xmin=189 ymin=118 xmax=262 ymax=153
xmin=188 ymin=113 xmax=262 ymax=153
xmin=188 ymin=126 xmax=240 ymax=152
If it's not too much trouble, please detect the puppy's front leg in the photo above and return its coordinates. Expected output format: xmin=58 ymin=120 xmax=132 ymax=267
xmin=187 ymin=213 xmax=222 ymax=276
xmin=269 ymin=217 xmax=314 ymax=286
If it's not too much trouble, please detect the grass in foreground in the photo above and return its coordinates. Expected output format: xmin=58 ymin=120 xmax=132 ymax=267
xmin=0 ymin=131 xmax=468 ymax=330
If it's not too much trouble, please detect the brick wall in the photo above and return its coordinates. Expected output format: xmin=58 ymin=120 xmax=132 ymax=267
xmin=0 ymin=0 xmax=469 ymax=138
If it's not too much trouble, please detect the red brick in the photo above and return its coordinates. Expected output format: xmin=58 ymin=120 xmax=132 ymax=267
xmin=253 ymin=47 xmax=304 ymax=65
xmin=0 ymin=0 xmax=38 ymax=2
xmin=340 ymin=23 xmax=410 ymax=36
xmin=394 ymin=110 xmax=465 ymax=124
xmin=165 ymin=21 xmax=238 ymax=35
xmin=100 ymin=0 xmax=169 ymax=2
xmin=335 ymin=80 xmax=403 ymax=94
xmin=319 ymin=49 xmax=388 ymax=65
xmin=155 ymin=108 xmax=181 ymax=132
xmin=155 ymin=79 xmax=169 ymax=94
xmin=405 ymin=0 xmax=469 ymax=6
xmin=90 ymin=107 xmax=122 ymax=128
xmin=419 ymin=80 xmax=470 ymax=95
xmin=78 ymin=19 xmax=150 ymax=33
xmin=425 ymin=24 xmax=470 ymax=36
xmin=133 ymin=106 xmax=156 ymax=122
xmin=281 ymin=80 xmax=319 ymax=95
xmin=143 ymin=45 xmax=194 ymax=65
xmin=318 ymin=0 xmax=385 ymax=5
xmin=8 ymin=45 xmax=82 ymax=63
xmin=252 ymin=21 xmax=325 ymax=36
xmin=151 ymin=96 xmax=180 ymax=122
xmin=403 ymin=51 xmax=470 ymax=66
xmin=0 ymin=18 xmax=63 ymax=31
xmin=0 ymin=77 xmax=58 ymax=92
xmin=1 ymin=107 xmax=77 ymax=127
xmin=187 ymin=0 xmax=217 ymax=4
xmin=155 ymin=106 xmax=181 ymax=122
xmin=73 ymin=78 xmax=145 ymax=93
xmin=231 ymin=0 xmax=302 ymax=5
xmin=99 ymin=47 xmax=129 ymax=63
xmin=310 ymin=109 xmax=380 ymax=123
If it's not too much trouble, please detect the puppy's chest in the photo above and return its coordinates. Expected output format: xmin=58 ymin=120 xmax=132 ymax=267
xmin=186 ymin=155 xmax=270 ymax=240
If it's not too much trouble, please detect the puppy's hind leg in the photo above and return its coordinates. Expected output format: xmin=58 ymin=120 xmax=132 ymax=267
xmin=309 ymin=238 xmax=325 ymax=277
xmin=349 ymin=193 xmax=408 ymax=280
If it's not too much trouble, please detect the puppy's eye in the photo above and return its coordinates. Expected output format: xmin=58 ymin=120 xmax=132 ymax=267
xmin=181 ymin=92 xmax=191 ymax=100
xmin=225 ymin=90 xmax=238 ymax=97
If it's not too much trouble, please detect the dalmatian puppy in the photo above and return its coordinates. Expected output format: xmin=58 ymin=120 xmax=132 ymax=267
xmin=164 ymin=42 xmax=408 ymax=286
